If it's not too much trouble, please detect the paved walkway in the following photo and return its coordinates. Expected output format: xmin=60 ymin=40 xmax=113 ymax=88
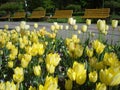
xmin=0 ymin=21 xmax=120 ymax=44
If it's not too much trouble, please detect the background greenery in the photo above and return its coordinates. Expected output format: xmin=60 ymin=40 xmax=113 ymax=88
xmin=0 ymin=0 xmax=120 ymax=23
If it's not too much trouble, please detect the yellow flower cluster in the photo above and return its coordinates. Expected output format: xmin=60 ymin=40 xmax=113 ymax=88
xmin=0 ymin=81 xmax=17 ymax=90
xmin=100 ymin=67 xmax=120 ymax=86
xmin=66 ymin=35 xmax=83 ymax=58
xmin=67 ymin=61 xmax=86 ymax=85
xmin=45 ymin=53 xmax=61 ymax=74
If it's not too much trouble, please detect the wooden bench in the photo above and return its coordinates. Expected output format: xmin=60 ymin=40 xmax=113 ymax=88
xmin=51 ymin=10 xmax=73 ymax=19
xmin=11 ymin=11 xmax=26 ymax=19
xmin=27 ymin=10 xmax=46 ymax=19
xmin=0 ymin=14 xmax=10 ymax=20
xmin=82 ymin=8 xmax=110 ymax=19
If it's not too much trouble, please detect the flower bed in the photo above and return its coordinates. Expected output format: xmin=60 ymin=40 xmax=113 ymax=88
xmin=0 ymin=19 xmax=120 ymax=90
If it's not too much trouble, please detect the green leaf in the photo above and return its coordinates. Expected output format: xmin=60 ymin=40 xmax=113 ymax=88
xmin=0 ymin=56 xmax=2 ymax=70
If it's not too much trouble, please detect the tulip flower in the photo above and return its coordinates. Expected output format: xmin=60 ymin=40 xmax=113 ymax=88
xmin=33 ymin=65 xmax=41 ymax=76
xmin=89 ymin=71 xmax=98 ymax=82
xmin=96 ymin=82 xmax=107 ymax=90
xmin=65 ymin=79 xmax=73 ymax=90
xmin=86 ymin=19 xmax=91 ymax=26
xmin=112 ymin=20 xmax=118 ymax=29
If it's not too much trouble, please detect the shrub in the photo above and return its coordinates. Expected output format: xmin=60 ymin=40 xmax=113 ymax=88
xmin=34 ymin=7 xmax=45 ymax=11
xmin=66 ymin=4 xmax=81 ymax=12
xmin=0 ymin=2 xmax=23 ymax=13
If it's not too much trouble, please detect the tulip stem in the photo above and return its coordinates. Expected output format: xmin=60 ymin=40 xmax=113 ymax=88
xmin=111 ymin=29 xmax=114 ymax=45
xmin=108 ymin=86 xmax=113 ymax=90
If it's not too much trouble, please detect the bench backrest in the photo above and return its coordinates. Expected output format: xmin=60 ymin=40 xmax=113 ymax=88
xmin=84 ymin=8 xmax=110 ymax=17
xmin=52 ymin=10 xmax=73 ymax=18
xmin=13 ymin=11 xmax=26 ymax=17
xmin=31 ymin=10 xmax=46 ymax=17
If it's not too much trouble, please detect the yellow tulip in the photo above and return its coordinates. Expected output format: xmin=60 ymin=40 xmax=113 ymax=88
xmin=21 ymin=58 xmax=29 ymax=68
xmin=72 ymin=34 xmax=80 ymax=43
xmin=9 ymin=54 xmax=16 ymax=60
xmin=34 ymin=23 xmax=38 ymax=29
xmin=89 ymin=71 xmax=98 ymax=83
xmin=73 ymin=25 xmax=78 ymax=30
xmin=46 ymin=64 xmax=55 ymax=74
xmin=103 ymin=52 xmax=119 ymax=67
xmin=97 ymin=19 xmax=106 ymax=32
xmin=65 ymin=79 xmax=73 ymax=90
xmin=39 ymin=84 xmax=44 ymax=90
xmin=96 ymin=82 xmax=107 ymax=90
xmin=45 ymin=53 xmax=61 ymax=67
xmin=13 ymin=67 xmax=24 ymax=83
xmin=44 ymin=76 xmax=59 ymax=90
xmin=100 ymin=67 xmax=120 ymax=86
xmin=67 ymin=68 xmax=76 ymax=81
xmin=81 ymin=25 xmax=87 ymax=33
xmin=33 ymin=65 xmax=41 ymax=76
xmin=29 ymin=86 xmax=36 ymax=90
xmin=6 ymin=81 xmax=16 ymax=90
xmin=8 ymin=61 xmax=13 ymax=68
xmin=112 ymin=20 xmax=118 ymax=29
xmin=0 ymin=82 xmax=5 ymax=90
xmin=92 ymin=40 xmax=105 ymax=55
xmin=38 ymin=43 xmax=45 ymax=55
xmin=86 ymin=46 xmax=93 ymax=57
xmin=86 ymin=19 xmax=91 ymax=26
xmin=76 ymin=71 xmax=86 ymax=85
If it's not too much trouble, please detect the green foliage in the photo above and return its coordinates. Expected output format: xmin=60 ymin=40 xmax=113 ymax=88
xmin=65 ymin=4 xmax=81 ymax=12
xmin=0 ymin=2 xmax=23 ymax=13
xmin=0 ymin=11 xmax=7 ymax=16
xmin=42 ymin=0 xmax=55 ymax=13
xmin=104 ymin=0 xmax=120 ymax=8
xmin=34 ymin=7 xmax=45 ymax=11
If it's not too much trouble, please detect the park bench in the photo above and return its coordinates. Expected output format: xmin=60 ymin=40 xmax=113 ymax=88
xmin=82 ymin=8 xmax=110 ymax=19
xmin=51 ymin=10 xmax=73 ymax=19
xmin=0 ymin=14 xmax=10 ymax=20
xmin=27 ymin=10 xmax=46 ymax=19
xmin=11 ymin=11 xmax=26 ymax=20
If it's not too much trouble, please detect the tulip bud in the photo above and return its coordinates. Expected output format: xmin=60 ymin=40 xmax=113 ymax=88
xmin=97 ymin=20 xmax=106 ymax=31
xmin=112 ymin=20 xmax=118 ymax=29
xmin=68 ymin=17 xmax=73 ymax=25
xmin=96 ymin=82 xmax=107 ymax=90
xmin=65 ymin=25 xmax=69 ymax=30
xmin=34 ymin=23 xmax=38 ymax=29
xmin=65 ymin=79 xmax=73 ymax=90
xmin=8 ymin=61 xmax=14 ymax=68
xmin=86 ymin=19 xmax=91 ymax=26
xmin=89 ymin=71 xmax=98 ymax=82
xmin=33 ymin=65 xmax=41 ymax=76
xmin=4 ymin=25 xmax=9 ymax=30
xmin=73 ymin=25 xmax=78 ymax=30
xmin=78 ymin=30 xmax=81 ymax=34
xmin=15 ymin=26 xmax=20 ymax=32
xmin=81 ymin=25 xmax=87 ymax=33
